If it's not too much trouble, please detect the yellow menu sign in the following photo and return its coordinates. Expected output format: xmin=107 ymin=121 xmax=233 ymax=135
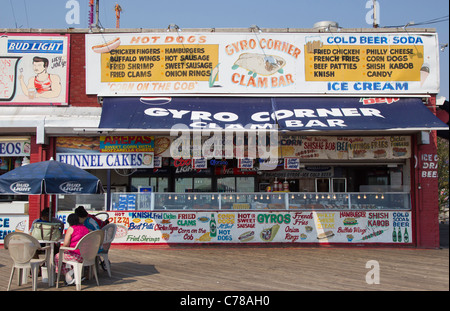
xmin=305 ymin=44 xmax=424 ymax=81
xmin=101 ymin=44 xmax=219 ymax=82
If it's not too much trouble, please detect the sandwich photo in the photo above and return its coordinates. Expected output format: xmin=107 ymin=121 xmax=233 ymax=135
xmin=260 ymin=224 xmax=280 ymax=242
xmin=238 ymin=231 xmax=255 ymax=242
xmin=343 ymin=218 xmax=358 ymax=226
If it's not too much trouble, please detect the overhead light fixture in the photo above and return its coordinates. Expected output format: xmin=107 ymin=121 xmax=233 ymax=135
xmin=250 ymin=25 xmax=261 ymax=33
xmin=167 ymin=24 xmax=181 ymax=32
xmin=403 ymin=21 xmax=415 ymax=29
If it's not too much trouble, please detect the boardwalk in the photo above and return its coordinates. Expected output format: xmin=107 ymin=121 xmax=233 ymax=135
xmin=1 ymin=224 xmax=448 ymax=295
xmin=1 ymin=243 xmax=448 ymax=293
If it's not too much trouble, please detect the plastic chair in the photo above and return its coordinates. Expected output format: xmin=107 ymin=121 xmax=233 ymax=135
xmin=56 ymin=230 xmax=104 ymax=291
xmin=4 ymin=232 xmax=50 ymax=291
xmin=96 ymin=223 xmax=117 ymax=277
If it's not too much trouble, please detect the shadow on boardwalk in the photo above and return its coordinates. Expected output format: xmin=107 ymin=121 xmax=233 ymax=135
xmin=0 ymin=225 xmax=448 ymax=293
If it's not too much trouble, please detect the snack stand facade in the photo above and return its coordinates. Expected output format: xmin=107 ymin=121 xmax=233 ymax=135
xmin=0 ymin=28 xmax=447 ymax=248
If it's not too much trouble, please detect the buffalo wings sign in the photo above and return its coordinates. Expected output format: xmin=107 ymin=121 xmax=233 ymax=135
xmin=85 ymin=32 xmax=439 ymax=96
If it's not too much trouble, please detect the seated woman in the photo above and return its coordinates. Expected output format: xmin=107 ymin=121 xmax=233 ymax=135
xmin=54 ymin=213 xmax=89 ymax=285
xmin=75 ymin=206 xmax=101 ymax=231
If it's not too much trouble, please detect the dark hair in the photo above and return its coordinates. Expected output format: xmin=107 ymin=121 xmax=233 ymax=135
xmin=67 ymin=213 xmax=79 ymax=226
xmin=40 ymin=207 xmax=50 ymax=217
xmin=75 ymin=206 xmax=88 ymax=218
xmin=32 ymin=56 xmax=49 ymax=68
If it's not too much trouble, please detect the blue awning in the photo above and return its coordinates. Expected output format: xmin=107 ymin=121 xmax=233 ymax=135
xmin=99 ymin=97 xmax=449 ymax=132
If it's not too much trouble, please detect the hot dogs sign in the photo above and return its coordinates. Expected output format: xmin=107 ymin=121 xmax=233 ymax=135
xmin=85 ymin=32 xmax=439 ymax=96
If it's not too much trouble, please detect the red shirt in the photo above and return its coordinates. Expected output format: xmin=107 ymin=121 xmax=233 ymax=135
xmin=34 ymin=74 xmax=52 ymax=93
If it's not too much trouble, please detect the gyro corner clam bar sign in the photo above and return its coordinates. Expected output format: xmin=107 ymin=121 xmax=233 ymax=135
xmin=85 ymin=32 xmax=439 ymax=95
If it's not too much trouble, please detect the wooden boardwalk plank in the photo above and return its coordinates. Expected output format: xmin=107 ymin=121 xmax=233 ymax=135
xmin=0 ymin=245 xmax=448 ymax=292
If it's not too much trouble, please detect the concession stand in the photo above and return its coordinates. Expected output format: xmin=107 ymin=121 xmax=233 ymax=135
xmin=1 ymin=28 xmax=448 ymax=248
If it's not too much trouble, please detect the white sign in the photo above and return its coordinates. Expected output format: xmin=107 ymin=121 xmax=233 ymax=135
xmin=193 ymin=158 xmax=207 ymax=169
xmin=238 ymin=158 xmax=254 ymax=169
xmin=85 ymin=32 xmax=439 ymax=96
xmin=56 ymin=210 xmax=412 ymax=245
xmin=284 ymin=157 xmax=300 ymax=170
xmin=56 ymin=152 xmax=154 ymax=169
xmin=0 ymin=140 xmax=30 ymax=156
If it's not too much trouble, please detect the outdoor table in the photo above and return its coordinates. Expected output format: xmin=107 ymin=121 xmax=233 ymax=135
xmin=19 ymin=238 xmax=62 ymax=287
xmin=38 ymin=238 xmax=63 ymax=286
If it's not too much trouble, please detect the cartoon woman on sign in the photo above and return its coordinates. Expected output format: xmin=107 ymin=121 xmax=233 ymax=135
xmin=19 ymin=56 xmax=61 ymax=99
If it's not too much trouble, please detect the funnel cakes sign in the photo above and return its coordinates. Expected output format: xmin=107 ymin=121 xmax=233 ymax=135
xmin=86 ymin=32 xmax=439 ymax=96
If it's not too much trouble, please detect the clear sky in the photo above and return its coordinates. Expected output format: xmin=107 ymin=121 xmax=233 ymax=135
xmin=1 ymin=0 xmax=448 ymax=100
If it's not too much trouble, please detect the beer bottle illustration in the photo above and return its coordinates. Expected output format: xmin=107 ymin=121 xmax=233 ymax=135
xmin=404 ymin=228 xmax=409 ymax=243
xmin=392 ymin=227 xmax=397 ymax=242
xmin=210 ymin=213 xmax=217 ymax=238
xmin=397 ymin=227 xmax=402 ymax=243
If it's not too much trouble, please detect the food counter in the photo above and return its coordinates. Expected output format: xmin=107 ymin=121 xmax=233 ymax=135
xmin=56 ymin=192 xmax=412 ymax=245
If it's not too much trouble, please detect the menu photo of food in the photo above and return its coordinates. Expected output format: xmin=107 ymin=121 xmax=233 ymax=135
xmin=56 ymin=137 xmax=101 ymax=153
xmin=154 ymin=136 xmax=172 ymax=156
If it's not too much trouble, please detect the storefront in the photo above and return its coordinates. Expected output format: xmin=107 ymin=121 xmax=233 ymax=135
xmin=53 ymin=96 xmax=447 ymax=246
xmin=1 ymin=28 xmax=448 ymax=247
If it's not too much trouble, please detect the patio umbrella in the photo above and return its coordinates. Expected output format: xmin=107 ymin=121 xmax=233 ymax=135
xmin=0 ymin=159 xmax=103 ymax=195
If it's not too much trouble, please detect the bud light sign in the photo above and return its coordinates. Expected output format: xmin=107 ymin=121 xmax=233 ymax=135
xmin=10 ymin=181 xmax=32 ymax=194
xmin=59 ymin=181 xmax=84 ymax=193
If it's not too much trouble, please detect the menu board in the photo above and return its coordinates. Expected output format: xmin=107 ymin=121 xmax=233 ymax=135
xmin=85 ymin=32 xmax=439 ymax=96
xmin=101 ymin=44 xmax=219 ymax=83
xmin=304 ymin=43 xmax=424 ymax=82
xmin=56 ymin=210 xmax=413 ymax=245
xmin=279 ymin=135 xmax=411 ymax=160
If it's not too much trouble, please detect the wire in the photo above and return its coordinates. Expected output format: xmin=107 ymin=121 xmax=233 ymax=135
xmin=23 ymin=0 xmax=30 ymax=28
xmin=384 ymin=15 xmax=448 ymax=28
xmin=9 ymin=0 xmax=19 ymax=28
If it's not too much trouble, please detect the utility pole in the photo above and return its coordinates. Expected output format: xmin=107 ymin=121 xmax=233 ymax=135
xmin=88 ymin=0 xmax=94 ymax=29
xmin=89 ymin=0 xmax=100 ymax=29
xmin=95 ymin=0 xmax=100 ymax=28
xmin=115 ymin=4 xmax=122 ymax=29
xmin=373 ymin=0 xmax=379 ymax=28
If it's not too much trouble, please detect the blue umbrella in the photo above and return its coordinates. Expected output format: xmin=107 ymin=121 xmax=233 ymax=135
xmin=0 ymin=159 xmax=103 ymax=195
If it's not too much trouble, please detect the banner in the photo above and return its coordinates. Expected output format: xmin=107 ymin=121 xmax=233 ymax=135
xmin=279 ymin=135 xmax=411 ymax=160
xmin=86 ymin=32 xmax=439 ymax=96
xmin=57 ymin=210 xmax=412 ymax=244
xmin=0 ymin=34 xmax=69 ymax=105
xmin=56 ymin=152 xmax=154 ymax=169
xmin=0 ymin=139 xmax=31 ymax=156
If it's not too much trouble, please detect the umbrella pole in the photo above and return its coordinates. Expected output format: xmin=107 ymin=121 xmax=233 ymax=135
xmin=49 ymin=194 xmax=52 ymax=220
